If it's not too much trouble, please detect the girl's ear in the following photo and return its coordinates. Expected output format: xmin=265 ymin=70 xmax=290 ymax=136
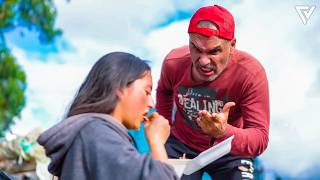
xmin=116 ymin=86 xmax=128 ymax=100
xmin=116 ymin=88 xmax=123 ymax=99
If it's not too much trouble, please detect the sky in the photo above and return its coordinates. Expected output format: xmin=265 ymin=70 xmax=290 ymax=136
xmin=4 ymin=0 xmax=320 ymax=179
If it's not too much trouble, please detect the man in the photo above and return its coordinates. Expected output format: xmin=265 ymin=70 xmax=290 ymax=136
xmin=156 ymin=5 xmax=269 ymax=180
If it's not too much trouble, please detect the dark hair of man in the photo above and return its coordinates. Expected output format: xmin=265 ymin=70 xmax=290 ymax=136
xmin=66 ymin=52 xmax=151 ymax=118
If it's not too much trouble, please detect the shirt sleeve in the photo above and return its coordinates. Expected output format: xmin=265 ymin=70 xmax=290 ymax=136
xmin=212 ymin=69 xmax=270 ymax=158
xmin=156 ymin=58 xmax=174 ymax=125
xmin=68 ymin=121 xmax=178 ymax=180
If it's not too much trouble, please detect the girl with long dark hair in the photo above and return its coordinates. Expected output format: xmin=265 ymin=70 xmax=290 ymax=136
xmin=38 ymin=52 xmax=178 ymax=180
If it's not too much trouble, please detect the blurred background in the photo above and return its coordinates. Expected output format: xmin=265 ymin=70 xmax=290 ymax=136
xmin=1 ymin=0 xmax=320 ymax=179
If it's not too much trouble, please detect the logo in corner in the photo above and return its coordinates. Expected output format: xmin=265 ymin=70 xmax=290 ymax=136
xmin=295 ymin=5 xmax=316 ymax=25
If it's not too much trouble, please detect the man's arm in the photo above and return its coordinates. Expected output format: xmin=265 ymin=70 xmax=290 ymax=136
xmin=156 ymin=59 xmax=174 ymax=125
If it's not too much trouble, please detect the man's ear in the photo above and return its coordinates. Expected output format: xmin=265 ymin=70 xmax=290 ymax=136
xmin=231 ymin=38 xmax=236 ymax=48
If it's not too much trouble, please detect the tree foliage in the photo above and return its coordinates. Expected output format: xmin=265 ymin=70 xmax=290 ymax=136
xmin=0 ymin=0 xmax=62 ymax=42
xmin=0 ymin=0 xmax=61 ymax=137
xmin=0 ymin=48 xmax=26 ymax=137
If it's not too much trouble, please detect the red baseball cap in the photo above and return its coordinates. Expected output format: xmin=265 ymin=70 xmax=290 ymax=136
xmin=188 ymin=5 xmax=235 ymax=40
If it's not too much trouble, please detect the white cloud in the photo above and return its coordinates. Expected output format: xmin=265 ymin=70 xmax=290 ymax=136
xmin=229 ymin=0 xmax=320 ymax=177
xmin=144 ymin=20 xmax=189 ymax=97
xmin=54 ymin=0 xmax=211 ymax=47
xmin=11 ymin=48 xmax=90 ymax=132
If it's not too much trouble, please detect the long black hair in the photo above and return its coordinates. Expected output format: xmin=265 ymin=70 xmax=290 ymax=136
xmin=66 ymin=52 xmax=151 ymax=117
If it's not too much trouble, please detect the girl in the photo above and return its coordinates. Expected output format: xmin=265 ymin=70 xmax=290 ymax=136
xmin=38 ymin=52 xmax=178 ymax=180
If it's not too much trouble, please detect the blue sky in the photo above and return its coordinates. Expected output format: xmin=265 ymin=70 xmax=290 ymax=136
xmin=4 ymin=0 xmax=320 ymax=179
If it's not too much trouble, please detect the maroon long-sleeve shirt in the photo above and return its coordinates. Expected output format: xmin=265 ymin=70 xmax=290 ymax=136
xmin=156 ymin=45 xmax=270 ymax=158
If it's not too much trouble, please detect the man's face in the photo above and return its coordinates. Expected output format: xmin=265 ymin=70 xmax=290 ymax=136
xmin=189 ymin=33 xmax=236 ymax=82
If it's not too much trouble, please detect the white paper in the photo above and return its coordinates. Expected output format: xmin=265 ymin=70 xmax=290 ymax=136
xmin=167 ymin=135 xmax=234 ymax=177
xmin=167 ymin=159 xmax=191 ymax=178
xmin=183 ymin=135 xmax=234 ymax=175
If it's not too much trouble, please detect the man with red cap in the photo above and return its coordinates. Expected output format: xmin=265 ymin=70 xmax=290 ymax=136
xmin=156 ymin=5 xmax=269 ymax=180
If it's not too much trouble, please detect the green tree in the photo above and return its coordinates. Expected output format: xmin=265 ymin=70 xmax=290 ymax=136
xmin=0 ymin=0 xmax=61 ymax=137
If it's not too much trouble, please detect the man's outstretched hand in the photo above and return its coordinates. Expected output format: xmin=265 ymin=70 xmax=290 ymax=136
xmin=196 ymin=102 xmax=235 ymax=138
